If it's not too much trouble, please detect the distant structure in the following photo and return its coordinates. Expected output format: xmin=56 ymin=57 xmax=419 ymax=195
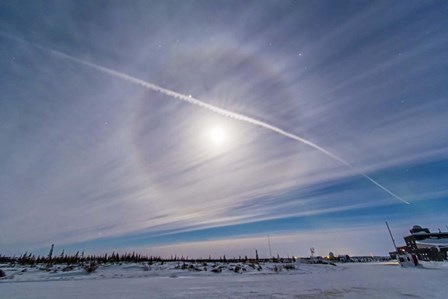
xmin=390 ymin=225 xmax=448 ymax=261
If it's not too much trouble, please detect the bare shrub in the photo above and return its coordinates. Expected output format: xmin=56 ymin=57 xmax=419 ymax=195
xmin=283 ymin=264 xmax=296 ymax=270
xmin=83 ymin=262 xmax=98 ymax=274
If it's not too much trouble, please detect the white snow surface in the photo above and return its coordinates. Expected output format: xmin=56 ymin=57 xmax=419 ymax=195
xmin=1 ymin=261 xmax=448 ymax=298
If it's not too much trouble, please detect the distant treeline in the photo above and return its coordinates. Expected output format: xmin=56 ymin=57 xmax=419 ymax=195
xmin=0 ymin=246 xmax=294 ymax=265
xmin=0 ymin=244 xmax=163 ymax=266
xmin=0 ymin=245 xmax=390 ymax=266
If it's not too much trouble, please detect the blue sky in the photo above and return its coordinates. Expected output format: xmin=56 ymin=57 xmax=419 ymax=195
xmin=1 ymin=0 xmax=448 ymax=257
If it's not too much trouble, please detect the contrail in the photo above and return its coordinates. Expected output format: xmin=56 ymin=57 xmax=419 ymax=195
xmin=1 ymin=33 xmax=410 ymax=204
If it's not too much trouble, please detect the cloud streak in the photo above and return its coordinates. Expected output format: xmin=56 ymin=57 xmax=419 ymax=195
xmin=0 ymin=32 xmax=409 ymax=204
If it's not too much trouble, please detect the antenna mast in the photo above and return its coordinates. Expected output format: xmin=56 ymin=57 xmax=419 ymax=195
xmin=385 ymin=221 xmax=398 ymax=251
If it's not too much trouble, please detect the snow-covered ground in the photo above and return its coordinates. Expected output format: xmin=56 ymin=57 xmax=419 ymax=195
xmin=1 ymin=261 xmax=447 ymax=298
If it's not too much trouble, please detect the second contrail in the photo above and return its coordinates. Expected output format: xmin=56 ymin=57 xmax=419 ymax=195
xmin=1 ymin=33 xmax=410 ymax=204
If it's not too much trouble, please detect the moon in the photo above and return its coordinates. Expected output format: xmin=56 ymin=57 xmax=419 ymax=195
xmin=208 ymin=126 xmax=226 ymax=146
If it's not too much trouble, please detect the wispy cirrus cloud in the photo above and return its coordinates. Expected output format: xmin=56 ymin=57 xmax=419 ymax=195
xmin=0 ymin=1 xmax=447 ymax=255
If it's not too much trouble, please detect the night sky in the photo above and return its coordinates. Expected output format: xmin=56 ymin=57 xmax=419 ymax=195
xmin=1 ymin=0 xmax=448 ymax=258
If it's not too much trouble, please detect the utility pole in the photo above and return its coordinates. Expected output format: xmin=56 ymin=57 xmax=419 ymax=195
xmin=267 ymin=235 xmax=272 ymax=258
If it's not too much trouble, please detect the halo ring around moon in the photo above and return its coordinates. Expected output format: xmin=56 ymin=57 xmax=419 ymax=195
xmin=131 ymin=42 xmax=300 ymax=201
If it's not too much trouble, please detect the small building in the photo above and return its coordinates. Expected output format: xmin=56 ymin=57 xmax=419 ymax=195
xmin=393 ymin=225 xmax=448 ymax=261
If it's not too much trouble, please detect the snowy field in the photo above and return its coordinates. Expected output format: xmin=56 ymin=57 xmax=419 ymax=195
xmin=1 ymin=261 xmax=448 ymax=298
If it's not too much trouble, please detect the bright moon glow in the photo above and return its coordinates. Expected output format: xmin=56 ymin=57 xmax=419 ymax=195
xmin=208 ymin=126 xmax=226 ymax=146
